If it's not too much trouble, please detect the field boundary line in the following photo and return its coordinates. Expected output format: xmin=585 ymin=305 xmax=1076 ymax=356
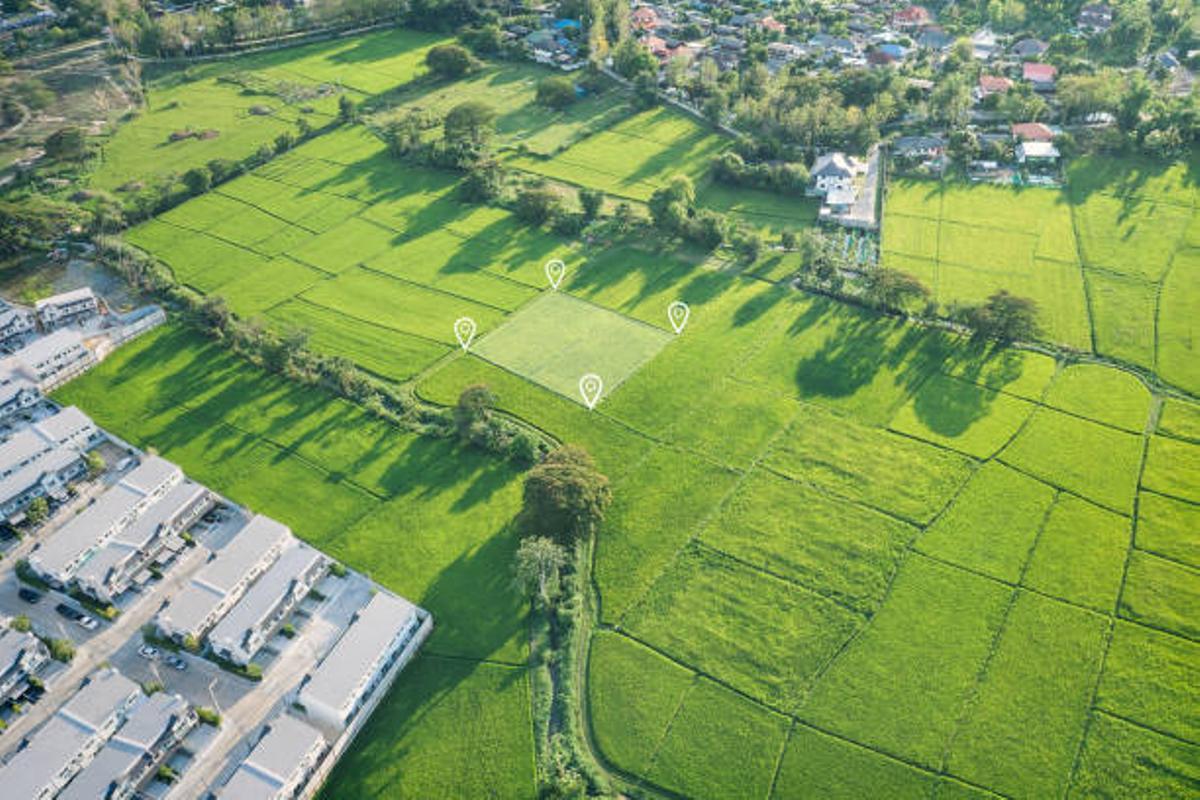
xmin=354 ymin=262 xmax=522 ymax=314
xmin=1092 ymin=707 xmax=1200 ymax=749
xmin=992 ymin=457 xmax=1131 ymax=518
xmin=767 ymin=719 xmax=796 ymax=800
xmin=290 ymin=295 xmax=462 ymax=347
xmin=642 ymin=675 xmax=699 ymax=775
xmin=420 ymin=650 xmax=529 ymax=669
xmin=691 ymin=540 xmax=871 ymax=619
xmin=212 ymin=188 xmax=322 ymax=235
xmin=756 ymin=459 xmax=931 ymax=530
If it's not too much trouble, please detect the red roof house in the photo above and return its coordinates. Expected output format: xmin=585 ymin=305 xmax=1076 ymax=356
xmin=978 ymin=75 xmax=1014 ymax=96
xmin=758 ymin=15 xmax=787 ymax=34
xmin=1011 ymin=122 xmax=1055 ymax=142
xmin=1023 ymin=62 xmax=1058 ymax=90
xmin=892 ymin=5 xmax=932 ymax=28
xmin=631 ymin=6 xmax=659 ymax=31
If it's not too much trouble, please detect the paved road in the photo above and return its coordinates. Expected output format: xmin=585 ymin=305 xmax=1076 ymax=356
xmin=0 ymin=544 xmax=207 ymax=745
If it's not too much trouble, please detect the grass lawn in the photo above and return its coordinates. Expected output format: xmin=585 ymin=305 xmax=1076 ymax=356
xmin=473 ymin=291 xmax=673 ymax=406
xmin=319 ymin=655 xmax=535 ymax=799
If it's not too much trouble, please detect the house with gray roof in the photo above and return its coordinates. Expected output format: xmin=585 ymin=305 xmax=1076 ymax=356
xmin=27 ymin=455 xmax=183 ymax=588
xmin=0 ymin=305 xmax=34 ymax=346
xmin=215 ymin=714 xmax=326 ymax=800
xmin=208 ymin=542 xmax=328 ymax=667
xmin=58 ymin=691 xmax=195 ymax=800
xmin=0 ymin=668 xmax=140 ymax=800
xmin=298 ymin=591 xmax=426 ymax=732
xmin=0 ymin=622 xmax=49 ymax=706
xmin=35 ymin=288 xmax=99 ymax=331
xmin=0 ymin=444 xmax=86 ymax=521
xmin=155 ymin=514 xmax=292 ymax=645
xmin=0 ymin=375 xmax=38 ymax=420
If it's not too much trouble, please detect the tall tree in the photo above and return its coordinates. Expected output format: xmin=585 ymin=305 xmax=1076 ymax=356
xmin=520 ymin=446 xmax=612 ymax=543
xmin=513 ymin=536 xmax=568 ymax=606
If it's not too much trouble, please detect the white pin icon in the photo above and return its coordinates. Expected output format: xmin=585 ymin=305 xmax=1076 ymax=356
xmin=545 ymin=259 xmax=566 ymax=290
xmin=667 ymin=300 xmax=690 ymax=335
xmin=579 ymin=373 xmax=603 ymax=410
xmin=454 ymin=317 xmax=477 ymax=351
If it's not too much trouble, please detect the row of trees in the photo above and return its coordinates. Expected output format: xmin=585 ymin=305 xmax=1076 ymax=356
xmin=711 ymin=151 xmax=810 ymax=196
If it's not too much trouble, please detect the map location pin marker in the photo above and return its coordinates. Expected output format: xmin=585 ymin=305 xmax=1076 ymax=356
xmin=545 ymin=259 xmax=566 ymax=290
xmin=454 ymin=317 xmax=477 ymax=352
xmin=579 ymin=373 xmax=603 ymax=410
xmin=667 ymin=300 xmax=690 ymax=335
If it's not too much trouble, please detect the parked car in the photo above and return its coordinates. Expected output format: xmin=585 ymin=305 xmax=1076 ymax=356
xmin=167 ymin=655 xmax=187 ymax=671
xmin=138 ymin=645 xmax=159 ymax=660
xmin=18 ymin=587 xmax=41 ymax=604
xmin=55 ymin=602 xmax=83 ymax=621
xmin=76 ymin=614 xmax=98 ymax=631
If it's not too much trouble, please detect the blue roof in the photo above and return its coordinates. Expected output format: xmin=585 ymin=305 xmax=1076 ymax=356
xmin=554 ymin=18 xmax=580 ymax=29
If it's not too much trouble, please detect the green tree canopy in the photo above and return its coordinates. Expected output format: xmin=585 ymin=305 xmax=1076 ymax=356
xmin=520 ymin=446 xmax=612 ymax=543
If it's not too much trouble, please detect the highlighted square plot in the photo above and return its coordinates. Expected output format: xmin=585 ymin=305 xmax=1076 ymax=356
xmin=473 ymin=292 xmax=672 ymax=406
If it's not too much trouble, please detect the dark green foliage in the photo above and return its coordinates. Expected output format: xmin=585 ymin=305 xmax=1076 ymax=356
xmin=536 ymin=76 xmax=576 ymax=110
xmin=425 ymin=43 xmax=475 ymax=78
xmin=520 ymin=446 xmax=611 ymax=543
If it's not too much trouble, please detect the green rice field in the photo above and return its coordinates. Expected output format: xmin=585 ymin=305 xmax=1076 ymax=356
xmin=58 ymin=26 xmax=1200 ymax=800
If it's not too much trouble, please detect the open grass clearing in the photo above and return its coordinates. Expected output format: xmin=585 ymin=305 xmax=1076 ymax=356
xmin=1097 ymin=620 xmax=1200 ymax=743
xmin=647 ymin=678 xmax=790 ymax=800
xmin=1118 ymin=550 xmax=1200 ymax=641
xmin=319 ymin=656 xmax=535 ymax=799
xmin=595 ymin=446 xmax=740 ymax=624
xmin=1001 ymin=406 xmax=1143 ymax=513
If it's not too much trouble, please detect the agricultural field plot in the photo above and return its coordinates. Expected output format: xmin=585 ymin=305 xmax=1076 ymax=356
xmin=383 ymin=62 xmax=633 ymax=156
xmin=472 ymin=292 xmax=673 ymax=405
xmin=90 ymin=28 xmax=449 ymax=191
xmin=506 ymin=106 xmax=729 ymax=201
xmin=883 ymin=165 xmax=1200 ymax=387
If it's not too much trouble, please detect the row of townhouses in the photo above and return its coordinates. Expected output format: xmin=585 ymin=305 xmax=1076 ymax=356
xmin=0 ymin=667 xmax=193 ymax=800
xmin=0 ymin=289 xmax=100 ymax=351
xmin=0 ymin=622 xmax=50 ymax=709
xmin=0 ymin=405 xmax=102 ymax=522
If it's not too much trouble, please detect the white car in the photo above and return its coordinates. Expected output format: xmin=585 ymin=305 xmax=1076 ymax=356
xmin=76 ymin=615 xmax=98 ymax=631
xmin=138 ymin=645 xmax=159 ymax=660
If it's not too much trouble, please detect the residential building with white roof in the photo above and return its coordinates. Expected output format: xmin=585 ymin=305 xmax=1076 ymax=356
xmin=156 ymin=514 xmax=291 ymax=644
xmin=208 ymin=541 xmax=328 ymax=666
xmin=35 ymin=287 xmax=99 ymax=330
xmin=215 ymin=714 xmax=326 ymax=800
xmin=0 ymin=622 xmax=49 ymax=706
xmin=4 ymin=329 xmax=97 ymax=391
xmin=0 ymin=406 xmax=99 ymax=482
xmin=0 ymin=443 xmax=86 ymax=521
xmin=0 ymin=668 xmax=140 ymax=800
xmin=298 ymin=591 xmax=425 ymax=731
xmin=58 ymin=691 xmax=195 ymax=800
xmin=27 ymin=455 xmax=182 ymax=588
xmin=73 ymin=479 xmax=213 ymax=604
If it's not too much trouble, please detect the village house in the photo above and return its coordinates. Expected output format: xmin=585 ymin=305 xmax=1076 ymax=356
xmin=893 ymin=135 xmax=946 ymax=160
xmin=1023 ymin=62 xmax=1058 ymax=91
xmin=1077 ymin=3 xmax=1114 ymax=34
xmin=1011 ymin=121 xmax=1056 ymax=142
xmin=0 ymin=668 xmax=142 ymax=800
xmin=631 ymin=5 xmax=659 ymax=31
xmin=809 ymin=152 xmax=865 ymax=196
xmin=1012 ymin=37 xmax=1049 ymax=58
xmin=0 ymin=375 xmax=39 ymax=420
xmin=977 ymin=75 xmax=1014 ymax=99
xmin=3 ymin=329 xmax=98 ymax=392
xmin=892 ymin=4 xmax=931 ymax=29
xmin=297 ymin=591 xmax=428 ymax=732
xmin=1016 ymin=140 xmax=1061 ymax=165
xmin=58 ymin=691 xmax=196 ymax=800
xmin=917 ymin=27 xmax=953 ymax=52
xmin=970 ymin=28 xmax=1000 ymax=60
